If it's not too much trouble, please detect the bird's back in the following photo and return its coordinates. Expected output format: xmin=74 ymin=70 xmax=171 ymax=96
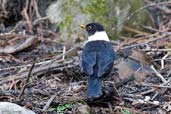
xmin=82 ymin=40 xmax=115 ymax=77
xmin=83 ymin=40 xmax=113 ymax=52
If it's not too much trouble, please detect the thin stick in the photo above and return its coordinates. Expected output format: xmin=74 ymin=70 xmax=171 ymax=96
xmin=0 ymin=59 xmax=52 ymax=72
xmin=141 ymin=83 xmax=171 ymax=89
xmin=141 ymin=48 xmax=171 ymax=52
xmin=161 ymin=52 xmax=170 ymax=69
xmin=108 ymin=102 xmax=113 ymax=113
xmin=62 ymin=46 xmax=66 ymax=60
xmin=123 ymin=26 xmax=149 ymax=35
xmin=18 ymin=60 xmax=35 ymax=100
xmin=150 ymin=65 xmax=167 ymax=83
xmin=139 ymin=88 xmax=155 ymax=95
xmin=121 ymin=32 xmax=171 ymax=49
xmin=42 ymin=95 xmax=56 ymax=112
xmin=21 ymin=8 xmax=33 ymax=33
xmin=32 ymin=0 xmax=41 ymax=18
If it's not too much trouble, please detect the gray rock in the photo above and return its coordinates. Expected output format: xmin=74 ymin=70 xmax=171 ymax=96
xmin=0 ymin=102 xmax=36 ymax=114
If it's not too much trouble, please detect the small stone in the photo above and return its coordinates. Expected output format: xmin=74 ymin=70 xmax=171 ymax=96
xmin=144 ymin=96 xmax=151 ymax=101
xmin=138 ymin=99 xmax=144 ymax=103
xmin=153 ymin=101 xmax=160 ymax=105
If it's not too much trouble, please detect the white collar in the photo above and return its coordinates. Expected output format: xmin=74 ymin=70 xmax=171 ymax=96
xmin=87 ymin=31 xmax=110 ymax=42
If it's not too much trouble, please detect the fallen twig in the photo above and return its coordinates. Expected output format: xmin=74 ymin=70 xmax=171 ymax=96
xmin=161 ymin=52 xmax=170 ymax=69
xmin=150 ymin=65 xmax=167 ymax=83
xmin=140 ymin=48 xmax=171 ymax=52
xmin=0 ymin=36 xmax=39 ymax=54
xmin=21 ymin=8 xmax=33 ymax=33
xmin=18 ymin=60 xmax=35 ymax=99
xmin=141 ymin=83 xmax=171 ymax=89
xmin=121 ymin=32 xmax=171 ymax=50
xmin=42 ymin=95 xmax=56 ymax=112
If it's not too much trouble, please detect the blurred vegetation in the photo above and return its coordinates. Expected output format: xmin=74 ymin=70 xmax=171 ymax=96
xmin=83 ymin=0 xmax=107 ymax=27
xmin=47 ymin=0 xmax=151 ymax=42
xmin=49 ymin=102 xmax=73 ymax=114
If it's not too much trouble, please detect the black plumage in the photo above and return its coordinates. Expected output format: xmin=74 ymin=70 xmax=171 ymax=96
xmin=80 ymin=23 xmax=115 ymax=100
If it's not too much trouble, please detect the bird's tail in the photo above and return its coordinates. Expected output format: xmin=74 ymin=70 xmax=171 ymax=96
xmin=87 ymin=75 xmax=102 ymax=100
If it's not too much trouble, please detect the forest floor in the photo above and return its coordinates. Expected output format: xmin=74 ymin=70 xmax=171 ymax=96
xmin=0 ymin=0 xmax=171 ymax=114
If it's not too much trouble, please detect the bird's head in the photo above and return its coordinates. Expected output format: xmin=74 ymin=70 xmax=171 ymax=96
xmin=79 ymin=22 xmax=109 ymax=42
xmin=79 ymin=22 xmax=104 ymax=36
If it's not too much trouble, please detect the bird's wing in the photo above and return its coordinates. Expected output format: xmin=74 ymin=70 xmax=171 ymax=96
xmin=82 ymin=51 xmax=96 ymax=76
xmin=97 ymin=52 xmax=115 ymax=77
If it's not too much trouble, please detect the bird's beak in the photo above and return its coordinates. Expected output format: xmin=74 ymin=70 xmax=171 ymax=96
xmin=79 ymin=24 xmax=86 ymax=29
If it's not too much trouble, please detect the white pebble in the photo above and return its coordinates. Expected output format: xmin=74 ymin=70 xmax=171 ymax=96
xmin=138 ymin=99 xmax=144 ymax=103
xmin=144 ymin=96 xmax=151 ymax=101
xmin=153 ymin=101 xmax=160 ymax=105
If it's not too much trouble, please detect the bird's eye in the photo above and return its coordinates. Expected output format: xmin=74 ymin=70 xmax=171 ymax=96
xmin=87 ymin=26 xmax=92 ymax=30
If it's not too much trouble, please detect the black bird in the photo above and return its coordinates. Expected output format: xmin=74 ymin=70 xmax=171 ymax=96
xmin=79 ymin=22 xmax=116 ymax=100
